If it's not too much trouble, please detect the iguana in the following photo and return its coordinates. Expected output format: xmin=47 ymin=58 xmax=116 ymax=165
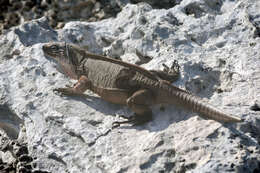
xmin=42 ymin=42 xmax=242 ymax=127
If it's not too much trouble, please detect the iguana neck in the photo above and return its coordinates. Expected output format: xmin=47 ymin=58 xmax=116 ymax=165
xmin=65 ymin=44 xmax=87 ymax=79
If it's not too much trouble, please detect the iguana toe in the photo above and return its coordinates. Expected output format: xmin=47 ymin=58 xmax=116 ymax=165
xmin=53 ymin=88 xmax=85 ymax=97
xmin=53 ymin=88 xmax=71 ymax=95
xmin=112 ymin=113 xmax=152 ymax=128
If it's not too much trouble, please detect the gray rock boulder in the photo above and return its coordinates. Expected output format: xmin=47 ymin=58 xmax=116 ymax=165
xmin=0 ymin=1 xmax=260 ymax=172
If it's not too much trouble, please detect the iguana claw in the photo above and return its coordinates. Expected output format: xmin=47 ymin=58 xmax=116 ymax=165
xmin=53 ymin=88 xmax=86 ymax=97
xmin=112 ymin=113 xmax=152 ymax=128
xmin=162 ymin=60 xmax=180 ymax=75
xmin=53 ymin=88 xmax=71 ymax=96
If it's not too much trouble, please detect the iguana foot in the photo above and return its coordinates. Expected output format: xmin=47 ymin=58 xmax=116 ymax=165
xmin=53 ymin=88 xmax=87 ymax=97
xmin=54 ymin=75 xmax=92 ymax=97
xmin=65 ymin=83 xmax=77 ymax=88
xmin=112 ymin=113 xmax=152 ymax=128
xmin=163 ymin=60 xmax=180 ymax=76
xmin=149 ymin=60 xmax=180 ymax=83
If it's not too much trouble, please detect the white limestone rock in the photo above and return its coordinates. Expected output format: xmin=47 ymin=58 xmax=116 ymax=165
xmin=0 ymin=1 xmax=259 ymax=172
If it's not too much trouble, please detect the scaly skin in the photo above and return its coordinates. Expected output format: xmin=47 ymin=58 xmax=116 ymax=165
xmin=42 ymin=42 xmax=242 ymax=127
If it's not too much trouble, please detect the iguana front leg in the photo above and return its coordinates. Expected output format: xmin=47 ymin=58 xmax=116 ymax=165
xmin=54 ymin=74 xmax=132 ymax=105
xmin=54 ymin=75 xmax=91 ymax=96
xmin=113 ymin=89 xmax=155 ymax=128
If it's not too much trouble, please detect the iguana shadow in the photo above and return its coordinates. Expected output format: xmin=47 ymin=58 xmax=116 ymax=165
xmin=224 ymin=122 xmax=260 ymax=146
xmin=61 ymin=93 xmax=123 ymax=116
xmin=62 ymin=93 xmax=194 ymax=131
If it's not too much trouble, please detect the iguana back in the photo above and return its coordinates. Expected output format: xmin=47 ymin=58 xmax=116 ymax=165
xmin=84 ymin=58 xmax=126 ymax=88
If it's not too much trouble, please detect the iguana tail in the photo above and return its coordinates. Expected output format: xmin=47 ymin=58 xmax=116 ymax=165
xmin=161 ymin=82 xmax=242 ymax=123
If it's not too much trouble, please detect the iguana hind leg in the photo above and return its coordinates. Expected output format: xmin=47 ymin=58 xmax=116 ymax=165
xmin=148 ymin=60 xmax=181 ymax=111
xmin=113 ymin=89 xmax=155 ymax=128
xmin=54 ymin=75 xmax=91 ymax=97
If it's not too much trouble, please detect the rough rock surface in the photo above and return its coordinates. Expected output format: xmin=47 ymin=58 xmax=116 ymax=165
xmin=0 ymin=0 xmax=260 ymax=172
xmin=0 ymin=130 xmax=50 ymax=173
xmin=0 ymin=0 xmax=124 ymax=35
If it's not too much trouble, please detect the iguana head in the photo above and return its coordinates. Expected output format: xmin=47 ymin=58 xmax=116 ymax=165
xmin=43 ymin=42 xmax=85 ymax=79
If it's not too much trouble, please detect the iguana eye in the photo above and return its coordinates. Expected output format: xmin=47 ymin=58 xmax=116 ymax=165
xmin=50 ymin=45 xmax=58 ymax=51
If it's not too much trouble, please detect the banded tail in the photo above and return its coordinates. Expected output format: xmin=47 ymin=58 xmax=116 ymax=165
xmin=161 ymin=82 xmax=242 ymax=123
